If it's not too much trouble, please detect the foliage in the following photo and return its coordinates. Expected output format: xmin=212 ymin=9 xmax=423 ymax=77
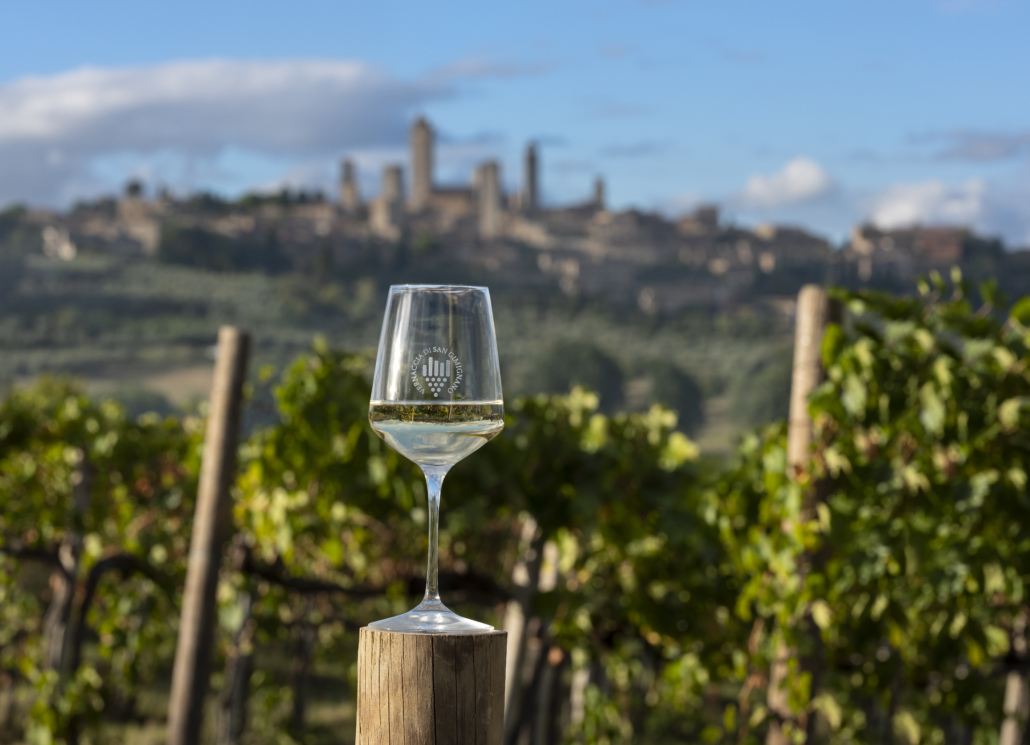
xmin=183 ymin=192 xmax=232 ymax=215
xmin=625 ymin=359 xmax=706 ymax=435
xmin=0 ymin=340 xmax=726 ymax=741
xmin=711 ymin=273 xmax=1030 ymax=743
xmin=95 ymin=388 xmax=177 ymax=420
xmin=158 ymin=223 xmax=290 ymax=274
xmin=231 ymin=343 xmax=732 ymax=741
xmin=235 ymin=188 xmax=326 ymax=209
xmin=0 ymin=377 xmax=202 ymax=741
xmin=730 ymin=345 xmax=793 ymax=427
xmin=807 ymin=274 xmax=1030 ymax=742
xmin=0 ymin=205 xmax=42 ymax=259
xmin=6 ymin=273 xmax=1030 ymax=744
xmin=526 ymin=341 xmax=625 ymax=412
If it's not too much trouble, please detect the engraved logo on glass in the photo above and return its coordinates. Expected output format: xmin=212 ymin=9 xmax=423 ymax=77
xmin=408 ymin=346 xmax=464 ymax=398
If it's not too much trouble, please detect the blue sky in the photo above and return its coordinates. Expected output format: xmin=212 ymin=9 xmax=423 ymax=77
xmin=1 ymin=0 xmax=1028 ymax=244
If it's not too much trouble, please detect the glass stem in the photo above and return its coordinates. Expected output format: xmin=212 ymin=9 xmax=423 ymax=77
xmin=420 ymin=465 xmax=449 ymax=609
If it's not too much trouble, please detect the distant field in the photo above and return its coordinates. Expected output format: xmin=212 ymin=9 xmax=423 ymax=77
xmin=85 ymin=365 xmax=214 ymax=406
xmin=0 ymin=254 xmax=793 ymax=454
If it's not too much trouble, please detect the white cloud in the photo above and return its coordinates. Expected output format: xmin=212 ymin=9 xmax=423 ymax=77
xmin=864 ymin=178 xmax=1030 ymax=247
xmin=659 ymin=191 xmax=705 ymax=216
xmin=0 ymin=59 xmax=449 ymax=205
xmin=868 ymin=179 xmax=985 ymax=229
xmin=739 ymin=157 xmax=835 ymax=208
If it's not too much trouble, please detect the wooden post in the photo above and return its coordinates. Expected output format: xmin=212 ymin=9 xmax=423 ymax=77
xmin=767 ymin=286 xmax=839 ymax=745
xmin=502 ymin=517 xmax=545 ymax=743
xmin=1000 ymin=614 xmax=1029 ymax=745
xmin=786 ymin=285 xmax=837 ymax=476
xmin=1000 ymin=670 xmax=1029 ymax=745
xmin=167 ymin=326 xmax=250 ymax=745
xmin=356 ymin=628 xmax=507 ymax=744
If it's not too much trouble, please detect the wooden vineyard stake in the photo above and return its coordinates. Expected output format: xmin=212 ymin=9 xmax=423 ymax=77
xmin=766 ymin=286 xmax=839 ymax=745
xmin=356 ymin=628 xmax=507 ymax=744
xmin=167 ymin=326 xmax=250 ymax=745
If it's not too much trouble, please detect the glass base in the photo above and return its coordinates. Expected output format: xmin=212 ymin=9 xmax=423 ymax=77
xmin=368 ymin=600 xmax=494 ymax=634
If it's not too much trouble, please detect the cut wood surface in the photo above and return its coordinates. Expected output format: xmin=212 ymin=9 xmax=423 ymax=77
xmin=356 ymin=628 xmax=507 ymax=745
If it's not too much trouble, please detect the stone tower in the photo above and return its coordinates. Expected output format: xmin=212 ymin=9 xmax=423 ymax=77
xmin=522 ymin=143 xmax=538 ymax=213
xmin=477 ymin=161 xmax=502 ymax=240
xmin=410 ymin=117 xmax=433 ymax=211
xmin=371 ymin=164 xmax=405 ymax=239
xmin=339 ymin=159 xmax=361 ymax=215
xmin=593 ymin=176 xmax=606 ymax=210
xmin=383 ymin=164 xmax=404 ymax=204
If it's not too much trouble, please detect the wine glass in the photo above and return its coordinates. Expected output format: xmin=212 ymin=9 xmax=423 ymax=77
xmin=367 ymin=285 xmax=504 ymax=633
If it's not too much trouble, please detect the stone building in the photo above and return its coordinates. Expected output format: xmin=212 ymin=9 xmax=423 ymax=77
xmin=844 ymin=224 xmax=969 ymax=282
xmin=117 ymin=192 xmax=161 ymax=255
xmin=677 ymin=206 xmax=720 ymax=236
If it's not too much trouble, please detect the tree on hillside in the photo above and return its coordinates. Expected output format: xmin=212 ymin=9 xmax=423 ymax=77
xmin=526 ymin=341 xmax=625 ymax=412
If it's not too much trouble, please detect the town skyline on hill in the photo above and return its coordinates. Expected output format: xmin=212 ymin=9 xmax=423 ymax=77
xmin=1 ymin=1 xmax=1028 ymax=246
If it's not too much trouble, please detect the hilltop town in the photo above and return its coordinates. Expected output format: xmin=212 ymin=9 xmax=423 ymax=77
xmin=5 ymin=116 xmax=1028 ymax=318
xmin=3 ymin=116 xmax=1030 ymax=450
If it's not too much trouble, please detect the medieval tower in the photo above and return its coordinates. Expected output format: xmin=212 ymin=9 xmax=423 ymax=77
xmin=523 ymin=143 xmax=539 ymax=213
xmin=593 ymin=176 xmax=606 ymax=211
xmin=343 ymin=116 xmax=607 ymax=241
xmin=410 ymin=117 xmax=433 ymax=211
xmin=477 ymin=161 xmax=502 ymax=239
xmin=370 ymin=164 xmax=405 ymax=238
xmin=339 ymin=159 xmax=361 ymax=215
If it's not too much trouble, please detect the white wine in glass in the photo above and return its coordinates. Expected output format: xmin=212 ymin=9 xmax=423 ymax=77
xmin=367 ymin=285 xmax=503 ymax=633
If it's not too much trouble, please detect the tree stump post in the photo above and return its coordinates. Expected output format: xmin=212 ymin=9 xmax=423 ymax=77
xmin=356 ymin=628 xmax=507 ymax=745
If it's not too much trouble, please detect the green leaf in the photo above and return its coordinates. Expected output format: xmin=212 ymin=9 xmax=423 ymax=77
xmin=919 ymin=383 xmax=946 ymax=437
xmin=812 ymin=693 xmax=843 ymax=730
xmin=892 ymin=710 xmax=920 ymax=745
xmin=1011 ymin=297 xmax=1030 ymax=325
xmin=822 ymin=323 xmax=845 ymax=367
xmin=816 ymin=503 xmax=831 ymax=533
xmin=949 ymin=612 xmax=967 ymax=639
xmin=810 ymin=599 xmax=832 ymax=630
xmin=999 ymin=397 xmax=1028 ymax=430
xmin=985 ymin=625 xmax=1010 ymax=657
xmin=870 ymin=594 xmax=889 ymax=621
xmin=979 ymin=278 xmax=1001 ymax=308
xmin=749 ymin=704 xmax=768 ymax=727
xmin=842 ymin=373 xmax=868 ymax=418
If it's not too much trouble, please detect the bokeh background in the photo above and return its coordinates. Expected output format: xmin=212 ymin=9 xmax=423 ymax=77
xmin=2 ymin=2 xmax=1030 ymax=744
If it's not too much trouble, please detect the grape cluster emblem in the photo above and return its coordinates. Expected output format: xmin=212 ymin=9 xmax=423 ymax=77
xmin=424 ymin=356 xmax=449 ymax=397
xmin=409 ymin=347 xmax=464 ymax=398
